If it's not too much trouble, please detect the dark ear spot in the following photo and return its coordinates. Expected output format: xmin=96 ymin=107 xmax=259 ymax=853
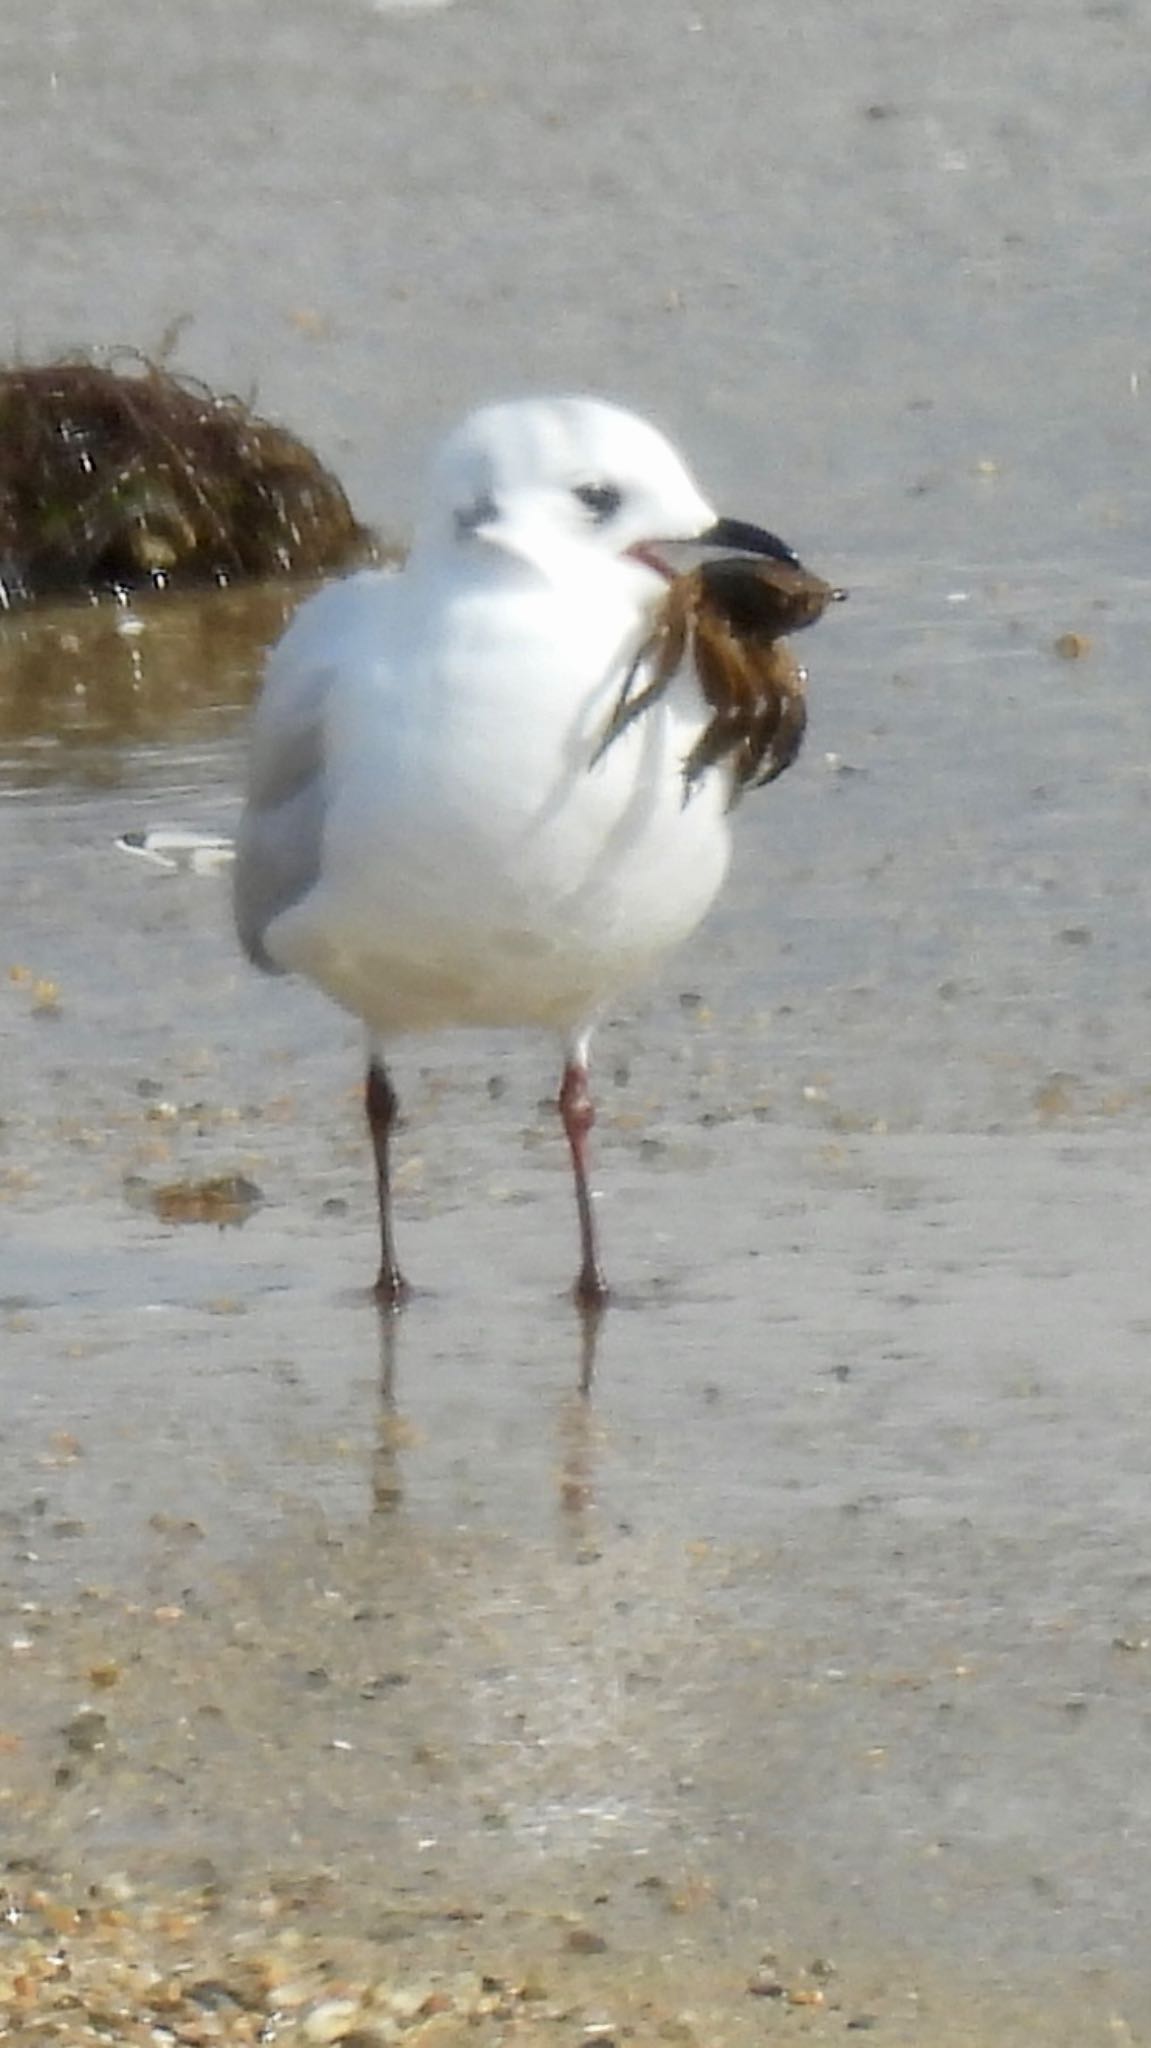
xmin=455 ymin=490 xmax=498 ymax=538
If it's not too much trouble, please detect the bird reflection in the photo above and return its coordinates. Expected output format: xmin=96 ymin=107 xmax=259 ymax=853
xmin=369 ymin=1297 xmax=605 ymax=1520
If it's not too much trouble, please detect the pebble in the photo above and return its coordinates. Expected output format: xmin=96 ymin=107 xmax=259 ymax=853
xmin=565 ymin=1928 xmax=609 ymax=1955
xmin=0 ymin=1877 xmax=927 ymax=2045
xmin=300 ymin=1998 xmax=364 ymax=2042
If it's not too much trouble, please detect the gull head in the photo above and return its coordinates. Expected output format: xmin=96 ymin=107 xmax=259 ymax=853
xmin=412 ymin=395 xmax=720 ymax=585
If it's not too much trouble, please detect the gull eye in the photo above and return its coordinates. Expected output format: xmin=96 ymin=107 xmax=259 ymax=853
xmin=573 ymin=481 xmax=623 ymax=524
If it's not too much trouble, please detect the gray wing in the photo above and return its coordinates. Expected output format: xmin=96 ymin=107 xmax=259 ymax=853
xmin=233 ymin=682 xmax=330 ymax=971
xmin=233 ymin=573 xmax=387 ymax=971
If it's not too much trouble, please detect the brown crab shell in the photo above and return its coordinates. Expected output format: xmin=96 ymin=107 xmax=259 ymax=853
xmin=599 ymin=552 xmax=841 ymax=801
xmin=688 ymin=553 xmax=840 ymax=643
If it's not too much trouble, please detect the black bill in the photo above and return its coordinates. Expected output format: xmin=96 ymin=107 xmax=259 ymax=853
xmin=697 ymin=516 xmax=803 ymax=568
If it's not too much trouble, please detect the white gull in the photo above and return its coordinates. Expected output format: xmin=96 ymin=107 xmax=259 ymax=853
xmin=233 ymin=395 xmax=805 ymax=1307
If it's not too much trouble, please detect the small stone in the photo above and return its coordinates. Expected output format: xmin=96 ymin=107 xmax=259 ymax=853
xmin=395 ymin=2018 xmax=468 ymax=2046
xmin=270 ymin=1978 xmax=326 ymax=2011
xmin=1053 ymin=631 xmax=1091 ymax=659
xmin=301 ymin=2007 xmax=366 ymax=2039
xmin=388 ymin=1985 xmax=436 ymax=2021
xmin=565 ymin=1927 xmax=608 ymax=1954
xmin=61 ymin=1708 xmax=109 ymax=1754
xmin=360 ymin=1672 xmax=410 ymax=1697
xmin=301 ymin=1998 xmax=364 ymax=2043
xmin=186 ymin=1980 xmax=243 ymax=2012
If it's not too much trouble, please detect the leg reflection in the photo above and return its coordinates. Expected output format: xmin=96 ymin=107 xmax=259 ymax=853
xmin=371 ymin=1294 xmax=607 ymax=1521
xmin=371 ymin=1304 xmax=406 ymax=1516
xmin=558 ymin=1299 xmax=606 ymax=1521
xmin=577 ymin=1296 xmax=604 ymax=1398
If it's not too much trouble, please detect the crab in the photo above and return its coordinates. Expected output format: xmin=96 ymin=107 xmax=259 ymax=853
xmin=596 ymin=553 xmax=843 ymax=802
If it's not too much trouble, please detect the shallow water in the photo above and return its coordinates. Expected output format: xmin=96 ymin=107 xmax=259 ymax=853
xmin=3 ymin=0 xmax=1151 ymax=2038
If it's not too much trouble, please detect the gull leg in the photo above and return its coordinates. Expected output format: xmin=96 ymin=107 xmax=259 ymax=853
xmin=366 ymin=1054 xmax=409 ymax=1308
xmin=558 ymin=1042 xmax=609 ymax=1310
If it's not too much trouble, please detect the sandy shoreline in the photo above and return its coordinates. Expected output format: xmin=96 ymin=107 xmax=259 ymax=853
xmin=3 ymin=0 xmax=1151 ymax=2033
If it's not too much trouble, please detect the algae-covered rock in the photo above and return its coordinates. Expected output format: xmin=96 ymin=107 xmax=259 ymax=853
xmin=0 ymin=354 xmax=378 ymax=604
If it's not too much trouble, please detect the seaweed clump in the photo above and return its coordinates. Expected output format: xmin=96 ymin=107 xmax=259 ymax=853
xmin=0 ymin=354 xmax=377 ymax=606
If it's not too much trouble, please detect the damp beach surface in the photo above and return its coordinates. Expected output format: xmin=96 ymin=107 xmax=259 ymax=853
xmin=3 ymin=0 xmax=1151 ymax=2039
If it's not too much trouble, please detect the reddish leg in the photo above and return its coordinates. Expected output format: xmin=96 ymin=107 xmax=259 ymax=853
xmin=365 ymin=1057 xmax=410 ymax=1308
xmin=558 ymin=1058 xmax=609 ymax=1309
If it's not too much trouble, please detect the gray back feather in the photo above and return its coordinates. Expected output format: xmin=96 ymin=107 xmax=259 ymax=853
xmin=233 ymin=569 xmax=397 ymax=971
xmin=233 ymin=663 xmax=333 ymax=971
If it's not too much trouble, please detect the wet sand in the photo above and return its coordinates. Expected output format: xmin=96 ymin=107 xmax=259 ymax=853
xmin=3 ymin=0 xmax=1151 ymax=2038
